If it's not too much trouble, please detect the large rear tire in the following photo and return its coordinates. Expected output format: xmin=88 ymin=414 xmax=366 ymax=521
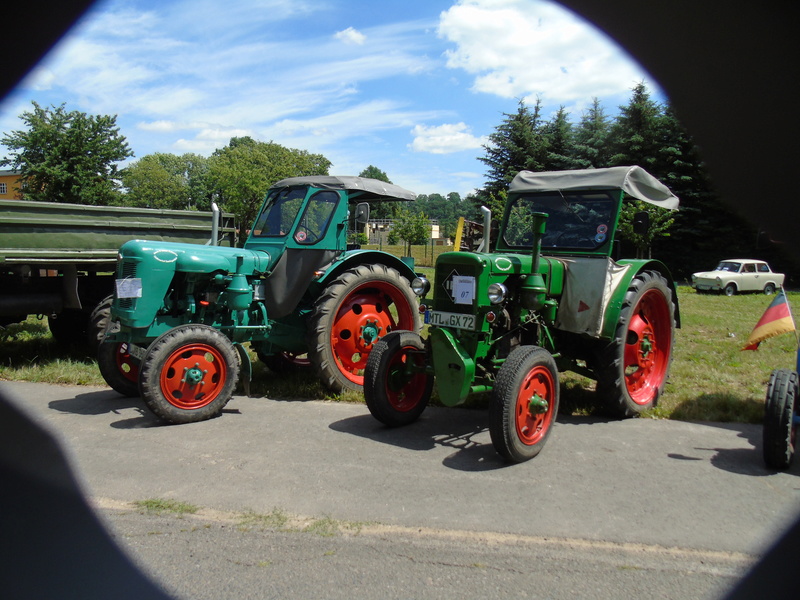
xmin=139 ymin=325 xmax=239 ymax=424
xmin=489 ymin=346 xmax=559 ymax=463
xmin=763 ymin=369 xmax=798 ymax=470
xmin=364 ymin=330 xmax=432 ymax=427
xmin=595 ymin=270 xmax=675 ymax=417
xmin=307 ymin=264 xmax=419 ymax=393
xmin=87 ymin=295 xmax=114 ymax=352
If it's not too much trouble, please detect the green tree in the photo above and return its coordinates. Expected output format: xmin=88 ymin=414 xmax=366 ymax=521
xmin=477 ymin=98 xmax=549 ymax=215
xmin=573 ymin=98 xmax=611 ymax=168
xmin=392 ymin=208 xmax=430 ymax=256
xmin=359 ymin=165 xmax=399 ymax=219
xmin=120 ymin=153 xmax=211 ymax=210
xmin=208 ymin=136 xmax=331 ymax=243
xmin=542 ymin=107 xmax=585 ymax=170
xmin=609 ymin=82 xmax=662 ymax=172
xmin=0 ymin=101 xmax=133 ymax=205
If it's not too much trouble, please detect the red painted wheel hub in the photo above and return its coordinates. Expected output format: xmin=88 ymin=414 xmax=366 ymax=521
xmin=624 ymin=289 xmax=672 ymax=405
xmin=115 ymin=343 xmax=139 ymax=383
xmin=515 ymin=365 xmax=556 ymax=446
xmin=330 ymin=282 xmax=415 ymax=386
xmin=159 ymin=343 xmax=228 ymax=410
xmin=385 ymin=345 xmax=428 ymax=412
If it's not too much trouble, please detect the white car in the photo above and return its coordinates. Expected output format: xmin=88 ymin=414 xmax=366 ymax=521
xmin=692 ymin=259 xmax=785 ymax=296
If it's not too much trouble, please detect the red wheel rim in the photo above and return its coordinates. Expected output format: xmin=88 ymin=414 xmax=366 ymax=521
xmin=623 ymin=288 xmax=672 ymax=405
xmin=385 ymin=344 xmax=428 ymax=412
xmin=158 ymin=343 xmax=228 ymax=410
xmin=330 ymin=281 xmax=415 ymax=386
xmin=115 ymin=343 xmax=139 ymax=383
xmin=515 ymin=365 xmax=557 ymax=446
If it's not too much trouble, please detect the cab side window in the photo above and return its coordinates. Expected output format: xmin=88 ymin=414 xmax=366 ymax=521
xmin=294 ymin=191 xmax=340 ymax=244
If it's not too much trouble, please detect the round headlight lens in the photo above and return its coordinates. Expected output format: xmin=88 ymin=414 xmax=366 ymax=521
xmin=487 ymin=282 xmax=507 ymax=304
xmin=411 ymin=276 xmax=430 ymax=296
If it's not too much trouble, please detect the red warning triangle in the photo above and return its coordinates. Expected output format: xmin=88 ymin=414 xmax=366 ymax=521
xmin=578 ymin=301 xmax=590 ymax=312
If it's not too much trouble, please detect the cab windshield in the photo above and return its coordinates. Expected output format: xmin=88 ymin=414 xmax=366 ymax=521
xmin=503 ymin=191 xmax=617 ymax=251
xmin=251 ymin=187 xmax=306 ymax=237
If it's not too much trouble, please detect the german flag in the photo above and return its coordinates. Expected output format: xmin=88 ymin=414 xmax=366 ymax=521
xmin=742 ymin=289 xmax=796 ymax=350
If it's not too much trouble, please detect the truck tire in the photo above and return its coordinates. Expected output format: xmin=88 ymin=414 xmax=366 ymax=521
xmin=489 ymin=346 xmax=559 ymax=463
xmin=307 ymin=264 xmax=419 ymax=393
xmin=97 ymin=341 xmax=142 ymax=398
xmin=595 ymin=270 xmax=675 ymax=417
xmin=763 ymin=369 xmax=798 ymax=470
xmin=139 ymin=325 xmax=239 ymax=424
xmin=87 ymin=295 xmax=113 ymax=352
xmin=364 ymin=330 xmax=432 ymax=427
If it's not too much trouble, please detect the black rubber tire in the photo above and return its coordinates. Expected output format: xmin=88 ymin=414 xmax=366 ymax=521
xmin=595 ymin=270 xmax=676 ymax=418
xmin=364 ymin=330 xmax=432 ymax=427
xmin=763 ymin=283 xmax=776 ymax=295
xmin=724 ymin=283 xmax=737 ymax=296
xmin=307 ymin=264 xmax=420 ymax=393
xmin=489 ymin=346 xmax=559 ymax=463
xmin=763 ymin=369 xmax=798 ymax=470
xmin=139 ymin=325 xmax=239 ymax=424
xmin=48 ymin=309 xmax=90 ymax=345
xmin=87 ymin=295 xmax=114 ymax=352
xmin=97 ymin=341 xmax=143 ymax=397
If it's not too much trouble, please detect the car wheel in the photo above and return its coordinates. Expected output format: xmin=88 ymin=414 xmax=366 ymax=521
xmin=723 ymin=283 xmax=737 ymax=296
xmin=763 ymin=283 xmax=776 ymax=295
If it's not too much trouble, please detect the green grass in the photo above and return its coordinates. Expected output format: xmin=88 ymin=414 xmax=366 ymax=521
xmin=1 ymin=286 xmax=797 ymax=424
xmin=134 ymin=498 xmax=199 ymax=515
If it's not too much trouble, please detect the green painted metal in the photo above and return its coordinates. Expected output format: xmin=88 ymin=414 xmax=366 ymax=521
xmin=429 ymin=327 xmax=475 ymax=406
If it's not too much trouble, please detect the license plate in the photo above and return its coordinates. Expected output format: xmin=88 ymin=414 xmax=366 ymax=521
xmin=426 ymin=310 xmax=476 ymax=330
xmin=123 ymin=342 xmax=147 ymax=360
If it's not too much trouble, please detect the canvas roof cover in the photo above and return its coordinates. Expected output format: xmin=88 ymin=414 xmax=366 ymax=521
xmin=270 ymin=176 xmax=416 ymax=202
xmin=509 ymin=166 xmax=679 ymax=210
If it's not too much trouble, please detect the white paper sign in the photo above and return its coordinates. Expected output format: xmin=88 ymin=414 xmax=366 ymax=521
xmin=452 ymin=275 xmax=475 ymax=305
xmin=115 ymin=278 xmax=143 ymax=299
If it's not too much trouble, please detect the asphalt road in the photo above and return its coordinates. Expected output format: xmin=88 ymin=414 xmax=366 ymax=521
xmin=3 ymin=381 xmax=800 ymax=599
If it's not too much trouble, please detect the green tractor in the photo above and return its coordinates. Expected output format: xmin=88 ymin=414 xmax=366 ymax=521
xmin=364 ymin=166 xmax=680 ymax=463
xmin=98 ymin=176 xmax=421 ymax=423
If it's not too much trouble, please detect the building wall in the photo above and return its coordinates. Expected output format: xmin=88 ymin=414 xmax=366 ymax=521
xmin=0 ymin=170 xmax=22 ymax=200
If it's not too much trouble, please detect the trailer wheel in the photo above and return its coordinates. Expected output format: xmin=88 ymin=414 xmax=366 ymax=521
xmin=140 ymin=325 xmax=239 ymax=424
xmin=489 ymin=346 xmax=559 ymax=463
xmin=364 ymin=330 xmax=432 ymax=427
xmin=763 ymin=369 xmax=798 ymax=470
xmin=596 ymin=270 xmax=675 ymax=417
xmin=308 ymin=264 xmax=419 ymax=393
xmin=97 ymin=341 xmax=142 ymax=397
xmin=48 ymin=309 xmax=90 ymax=346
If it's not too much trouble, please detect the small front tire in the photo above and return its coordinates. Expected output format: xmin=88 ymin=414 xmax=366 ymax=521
xmin=489 ymin=346 xmax=559 ymax=463
xmin=364 ymin=330 xmax=432 ymax=427
xmin=139 ymin=325 xmax=239 ymax=424
xmin=97 ymin=341 xmax=142 ymax=397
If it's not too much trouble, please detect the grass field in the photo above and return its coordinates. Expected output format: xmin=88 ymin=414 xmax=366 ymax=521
xmin=1 ymin=286 xmax=797 ymax=424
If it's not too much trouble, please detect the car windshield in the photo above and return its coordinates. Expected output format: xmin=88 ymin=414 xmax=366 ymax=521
xmin=503 ymin=191 xmax=617 ymax=251
xmin=715 ymin=262 xmax=741 ymax=272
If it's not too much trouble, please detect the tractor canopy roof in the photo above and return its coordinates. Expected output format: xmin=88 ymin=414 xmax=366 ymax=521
xmin=269 ymin=176 xmax=416 ymax=202
xmin=509 ymin=166 xmax=679 ymax=210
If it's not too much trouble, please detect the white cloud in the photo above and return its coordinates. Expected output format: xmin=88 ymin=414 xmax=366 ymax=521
xmin=409 ymin=122 xmax=486 ymax=154
xmin=335 ymin=27 xmax=366 ymax=45
xmin=438 ymin=0 xmax=654 ymax=102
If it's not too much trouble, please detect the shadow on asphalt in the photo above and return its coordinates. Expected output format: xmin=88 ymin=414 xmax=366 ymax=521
xmin=48 ymin=389 xmax=243 ymax=430
xmin=329 ymin=411 xmax=610 ymax=472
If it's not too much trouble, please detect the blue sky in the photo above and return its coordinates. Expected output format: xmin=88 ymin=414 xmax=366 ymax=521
xmin=0 ymin=0 xmax=661 ymax=197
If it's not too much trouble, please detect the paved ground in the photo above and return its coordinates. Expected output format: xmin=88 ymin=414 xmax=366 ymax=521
xmin=3 ymin=381 xmax=800 ymax=598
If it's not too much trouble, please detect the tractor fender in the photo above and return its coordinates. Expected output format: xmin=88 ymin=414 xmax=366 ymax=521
xmin=599 ymin=258 xmax=681 ymax=339
xmin=315 ymin=249 xmax=417 ymax=286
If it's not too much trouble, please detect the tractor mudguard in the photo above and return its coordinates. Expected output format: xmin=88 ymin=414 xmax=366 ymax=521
xmin=599 ymin=259 xmax=680 ymax=339
xmin=315 ymin=249 xmax=417 ymax=286
xmin=429 ymin=327 xmax=475 ymax=407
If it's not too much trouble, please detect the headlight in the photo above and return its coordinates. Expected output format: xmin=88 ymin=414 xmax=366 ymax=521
xmin=487 ymin=282 xmax=508 ymax=304
xmin=411 ymin=276 xmax=430 ymax=296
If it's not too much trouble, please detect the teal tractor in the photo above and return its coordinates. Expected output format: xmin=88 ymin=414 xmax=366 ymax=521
xmin=98 ymin=176 xmax=421 ymax=423
xmin=364 ymin=166 xmax=681 ymax=462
